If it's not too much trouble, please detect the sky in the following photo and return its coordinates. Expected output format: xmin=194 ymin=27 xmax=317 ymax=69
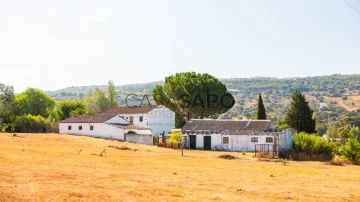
xmin=0 ymin=0 xmax=359 ymax=92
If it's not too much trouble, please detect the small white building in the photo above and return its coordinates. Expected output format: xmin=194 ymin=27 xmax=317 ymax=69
xmin=182 ymin=119 xmax=295 ymax=152
xmin=59 ymin=114 xmax=153 ymax=145
xmin=100 ymin=106 xmax=175 ymax=136
xmin=319 ymin=102 xmax=328 ymax=110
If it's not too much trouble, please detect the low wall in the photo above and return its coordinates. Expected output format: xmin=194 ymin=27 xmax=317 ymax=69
xmin=125 ymin=134 xmax=153 ymax=145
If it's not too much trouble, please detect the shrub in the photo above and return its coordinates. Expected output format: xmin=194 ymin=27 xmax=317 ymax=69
xmin=293 ymin=132 xmax=337 ymax=161
xmin=218 ymin=154 xmax=236 ymax=160
xmin=168 ymin=131 xmax=182 ymax=149
xmin=127 ymin=130 xmax=137 ymax=134
xmin=339 ymin=138 xmax=360 ymax=165
xmin=14 ymin=114 xmax=54 ymax=133
xmin=157 ymin=142 xmax=165 ymax=147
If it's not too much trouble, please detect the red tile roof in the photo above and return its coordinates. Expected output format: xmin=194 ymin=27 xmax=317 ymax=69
xmin=100 ymin=106 xmax=154 ymax=116
xmin=60 ymin=115 xmax=115 ymax=123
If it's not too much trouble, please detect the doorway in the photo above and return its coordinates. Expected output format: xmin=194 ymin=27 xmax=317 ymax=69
xmin=190 ymin=135 xmax=196 ymax=149
xmin=204 ymin=136 xmax=211 ymax=150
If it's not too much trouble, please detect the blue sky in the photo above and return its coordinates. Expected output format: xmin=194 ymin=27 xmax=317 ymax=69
xmin=0 ymin=0 xmax=359 ymax=92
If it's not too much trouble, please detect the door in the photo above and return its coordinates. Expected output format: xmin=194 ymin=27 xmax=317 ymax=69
xmin=204 ymin=136 xmax=211 ymax=150
xmin=190 ymin=135 xmax=196 ymax=149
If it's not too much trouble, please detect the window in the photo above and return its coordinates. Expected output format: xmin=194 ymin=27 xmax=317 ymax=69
xmin=266 ymin=137 xmax=273 ymax=143
xmin=90 ymin=125 xmax=94 ymax=130
xmin=130 ymin=116 xmax=134 ymax=124
xmin=139 ymin=116 xmax=143 ymax=122
xmin=68 ymin=125 xmax=72 ymax=130
xmin=223 ymin=137 xmax=229 ymax=144
xmin=251 ymin=137 xmax=258 ymax=142
xmin=79 ymin=126 xmax=82 ymax=130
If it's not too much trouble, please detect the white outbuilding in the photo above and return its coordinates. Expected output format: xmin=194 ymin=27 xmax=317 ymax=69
xmin=59 ymin=114 xmax=153 ymax=145
xmin=182 ymin=119 xmax=295 ymax=153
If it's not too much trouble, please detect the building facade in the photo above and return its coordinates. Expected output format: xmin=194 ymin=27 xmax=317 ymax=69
xmin=100 ymin=106 xmax=175 ymax=135
xmin=182 ymin=119 xmax=295 ymax=152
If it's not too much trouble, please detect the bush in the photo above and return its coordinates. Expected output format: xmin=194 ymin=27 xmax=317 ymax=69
xmin=339 ymin=138 xmax=360 ymax=165
xmin=157 ymin=142 xmax=165 ymax=147
xmin=168 ymin=131 xmax=182 ymax=149
xmin=14 ymin=114 xmax=54 ymax=133
xmin=292 ymin=132 xmax=336 ymax=161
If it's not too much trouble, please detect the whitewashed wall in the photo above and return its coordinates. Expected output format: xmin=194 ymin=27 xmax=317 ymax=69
xmin=125 ymin=134 xmax=152 ymax=145
xmin=228 ymin=135 xmax=250 ymax=151
xmin=124 ymin=129 xmax=152 ymax=135
xmin=279 ymin=129 xmax=295 ymax=150
xmin=148 ymin=107 xmax=175 ymax=135
xmin=191 ymin=133 xmax=275 ymax=152
xmin=117 ymin=113 xmax=148 ymax=127
xmin=59 ymin=123 xmax=125 ymax=140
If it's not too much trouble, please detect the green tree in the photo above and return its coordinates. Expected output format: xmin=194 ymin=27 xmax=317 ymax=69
xmin=175 ymin=112 xmax=186 ymax=128
xmin=256 ymin=93 xmax=266 ymax=120
xmin=84 ymin=88 xmax=110 ymax=114
xmin=153 ymin=72 xmax=235 ymax=120
xmin=107 ymin=80 xmax=118 ymax=107
xmin=16 ymin=88 xmax=56 ymax=118
xmin=57 ymin=99 xmax=86 ymax=120
xmin=339 ymin=138 xmax=360 ymax=164
xmin=337 ymin=124 xmax=360 ymax=142
xmin=285 ymin=91 xmax=316 ymax=133
xmin=0 ymin=83 xmax=16 ymax=131
xmin=316 ymin=122 xmax=327 ymax=136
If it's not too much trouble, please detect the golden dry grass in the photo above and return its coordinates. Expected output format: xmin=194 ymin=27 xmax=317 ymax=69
xmin=1 ymin=133 xmax=360 ymax=202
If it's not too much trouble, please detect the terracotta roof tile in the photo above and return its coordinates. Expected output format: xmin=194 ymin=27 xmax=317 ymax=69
xmin=60 ymin=115 xmax=115 ymax=123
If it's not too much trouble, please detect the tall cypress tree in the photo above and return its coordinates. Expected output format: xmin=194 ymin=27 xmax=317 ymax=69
xmin=285 ymin=91 xmax=316 ymax=133
xmin=256 ymin=93 xmax=267 ymax=120
xmin=256 ymin=93 xmax=266 ymax=120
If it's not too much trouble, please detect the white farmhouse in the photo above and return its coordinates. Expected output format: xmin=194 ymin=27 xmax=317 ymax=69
xmin=182 ymin=119 xmax=295 ymax=152
xmin=100 ymin=106 xmax=175 ymax=135
xmin=59 ymin=114 xmax=153 ymax=145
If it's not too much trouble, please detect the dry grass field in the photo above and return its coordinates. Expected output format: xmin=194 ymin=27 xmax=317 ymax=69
xmin=1 ymin=133 xmax=360 ymax=201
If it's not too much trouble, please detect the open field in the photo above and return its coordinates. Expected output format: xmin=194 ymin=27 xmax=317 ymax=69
xmin=1 ymin=133 xmax=360 ymax=201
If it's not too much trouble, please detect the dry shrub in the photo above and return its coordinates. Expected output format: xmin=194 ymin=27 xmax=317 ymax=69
xmin=257 ymin=149 xmax=274 ymax=159
xmin=218 ymin=154 xmax=236 ymax=160
xmin=108 ymin=145 xmax=131 ymax=150
xmin=328 ymin=156 xmax=351 ymax=166
xmin=157 ymin=142 xmax=165 ymax=147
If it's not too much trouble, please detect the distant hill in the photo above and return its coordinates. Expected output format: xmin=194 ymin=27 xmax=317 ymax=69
xmin=47 ymin=74 xmax=360 ymax=124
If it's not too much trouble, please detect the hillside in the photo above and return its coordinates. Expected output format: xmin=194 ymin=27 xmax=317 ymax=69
xmin=1 ymin=133 xmax=359 ymax=201
xmin=47 ymin=74 xmax=360 ymax=123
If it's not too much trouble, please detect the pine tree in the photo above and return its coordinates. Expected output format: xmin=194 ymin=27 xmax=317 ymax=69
xmin=256 ymin=93 xmax=267 ymax=120
xmin=285 ymin=91 xmax=316 ymax=133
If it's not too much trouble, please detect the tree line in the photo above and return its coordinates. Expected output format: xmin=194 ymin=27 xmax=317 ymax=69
xmin=0 ymin=81 xmax=118 ymax=133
